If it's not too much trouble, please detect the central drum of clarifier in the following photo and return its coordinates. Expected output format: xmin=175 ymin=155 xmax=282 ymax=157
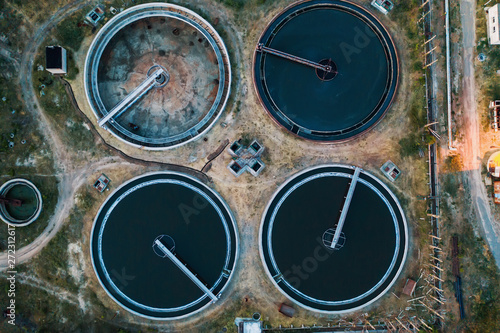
xmin=260 ymin=165 xmax=408 ymax=313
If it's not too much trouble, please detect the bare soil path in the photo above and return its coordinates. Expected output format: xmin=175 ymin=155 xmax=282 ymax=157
xmin=0 ymin=0 xmax=115 ymax=270
xmin=460 ymin=0 xmax=500 ymax=268
xmin=0 ymin=158 xmax=132 ymax=270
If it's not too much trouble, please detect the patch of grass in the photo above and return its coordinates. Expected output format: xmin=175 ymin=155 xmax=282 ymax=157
xmin=390 ymin=2 xmax=429 ymax=157
xmin=65 ymin=49 xmax=80 ymax=81
xmin=217 ymin=0 xmax=245 ymax=11
xmin=23 ymin=186 xmax=95 ymax=293
xmin=54 ymin=12 xmax=92 ymax=52
xmin=398 ymin=133 xmax=421 ymax=157
xmin=476 ymin=0 xmax=500 ymax=132
xmin=458 ymin=222 xmax=500 ymax=332
xmin=0 ymin=279 xmax=79 ymax=332
xmin=32 ymin=221 xmax=80 ymax=293
xmin=0 ymin=60 xmax=31 ymax=154
xmin=7 ymin=0 xmax=75 ymax=23
xmin=0 ymin=0 xmax=30 ymax=51
xmin=0 ymin=57 xmax=57 ymax=249
xmin=444 ymin=154 xmax=463 ymax=173
xmin=442 ymin=173 xmax=459 ymax=198
xmin=32 ymin=50 xmax=95 ymax=152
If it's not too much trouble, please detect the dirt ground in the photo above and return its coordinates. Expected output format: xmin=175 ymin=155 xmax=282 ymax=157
xmin=1 ymin=0 xmax=439 ymax=331
xmin=65 ymin=0 xmax=435 ymax=331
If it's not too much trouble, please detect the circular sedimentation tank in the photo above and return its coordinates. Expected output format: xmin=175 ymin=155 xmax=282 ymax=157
xmin=90 ymin=172 xmax=238 ymax=319
xmin=0 ymin=179 xmax=43 ymax=227
xmin=85 ymin=3 xmax=231 ymax=149
xmin=253 ymin=0 xmax=398 ymax=142
xmin=260 ymin=165 xmax=408 ymax=313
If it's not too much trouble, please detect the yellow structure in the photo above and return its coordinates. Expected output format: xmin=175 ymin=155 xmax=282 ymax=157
xmin=488 ymin=151 xmax=500 ymax=178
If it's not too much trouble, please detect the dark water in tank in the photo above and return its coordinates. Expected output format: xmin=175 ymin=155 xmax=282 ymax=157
xmin=271 ymin=175 xmax=397 ymax=301
xmin=5 ymin=185 xmax=37 ymax=220
xmin=99 ymin=182 xmax=227 ymax=309
xmin=263 ymin=8 xmax=389 ymax=132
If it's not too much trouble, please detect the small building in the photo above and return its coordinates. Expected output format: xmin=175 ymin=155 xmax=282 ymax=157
xmin=235 ymin=314 xmax=262 ymax=333
xmin=490 ymin=100 xmax=500 ymax=131
xmin=486 ymin=4 xmax=500 ymax=45
xmin=85 ymin=5 xmax=105 ymax=26
xmin=402 ymin=278 xmax=416 ymax=296
xmin=380 ymin=160 xmax=401 ymax=182
xmin=93 ymin=174 xmax=110 ymax=193
xmin=371 ymin=0 xmax=394 ymax=15
xmin=494 ymin=181 xmax=500 ymax=204
xmin=488 ymin=151 xmax=500 ymax=178
xmin=45 ymin=46 xmax=67 ymax=75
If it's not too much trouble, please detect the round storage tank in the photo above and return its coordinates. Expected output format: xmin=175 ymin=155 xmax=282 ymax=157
xmin=85 ymin=3 xmax=231 ymax=149
xmin=0 ymin=179 xmax=43 ymax=227
xmin=91 ymin=172 xmax=238 ymax=319
xmin=260 ymin=165 xmax=408 ymax=313
xmin=253 ymin=0 xmax=398 ymax=142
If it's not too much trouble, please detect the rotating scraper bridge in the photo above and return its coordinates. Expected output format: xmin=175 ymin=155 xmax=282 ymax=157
xmin=84 ymin=3 xmax=231 ymax=149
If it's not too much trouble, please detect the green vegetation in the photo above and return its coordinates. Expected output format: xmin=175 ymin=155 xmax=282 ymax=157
xmin=0 ymin=55 xmax=57 ymax=248
xmin=0 ymin=0 xmax=31 ymax=51
xmin=217 ymin=0 xmax=245 ymax=10
xmin=54 ymin=12 xmax=92 ymax=53
xmin=444 ymin=154 xmax=464 ymax=173
xmin=0 ymin=59 xmax=52 ymax=162
xmin=29 ymin=223 xmax=80 ymax=292
xmin=391 ymin=2 xmax=429 ymax=157
xmin=0 ymin=276 xmax=126 ymax=333
xmin=451 ymin=219 xmax=500 ymax=332
xmin=29 ymin=185 xmax=96 ymax=289
xmin=398 ymin=133 xmax=421 ymax=157
xmin=31 ymin=48 xmax=95 ymax=152
xmin=442 ymin=173 xmax=459 ymax=198
xmin=433 ymin=2 xmax=500 ymax=331
xmin=7 ymin=0 xmax=74 ymax=23
xmin=476 ymin=0 xmax=500 ymax=131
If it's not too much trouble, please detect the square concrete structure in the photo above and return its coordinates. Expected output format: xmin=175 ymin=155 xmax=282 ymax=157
xmin=235 ymin=318 xmax=262 ymax=333
xmin=380 ymin=160 xmax=401 ymax=182
xmin=85 ymin=5 xmax=105 ymax=26
xmin=45 ymin=46 xmax=67 ymax=75
xmin=371 ymin=0 xmax=394 ymax=15
xmin=487 ymin=4 xmax=500 ymax=45
xmin=279 ymin=303 xmax=296 ymax=318
xmin=93 ymin=174 xmax=110 ymax=193
xmin=227 ymin=139 xmax=265 ymax=177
